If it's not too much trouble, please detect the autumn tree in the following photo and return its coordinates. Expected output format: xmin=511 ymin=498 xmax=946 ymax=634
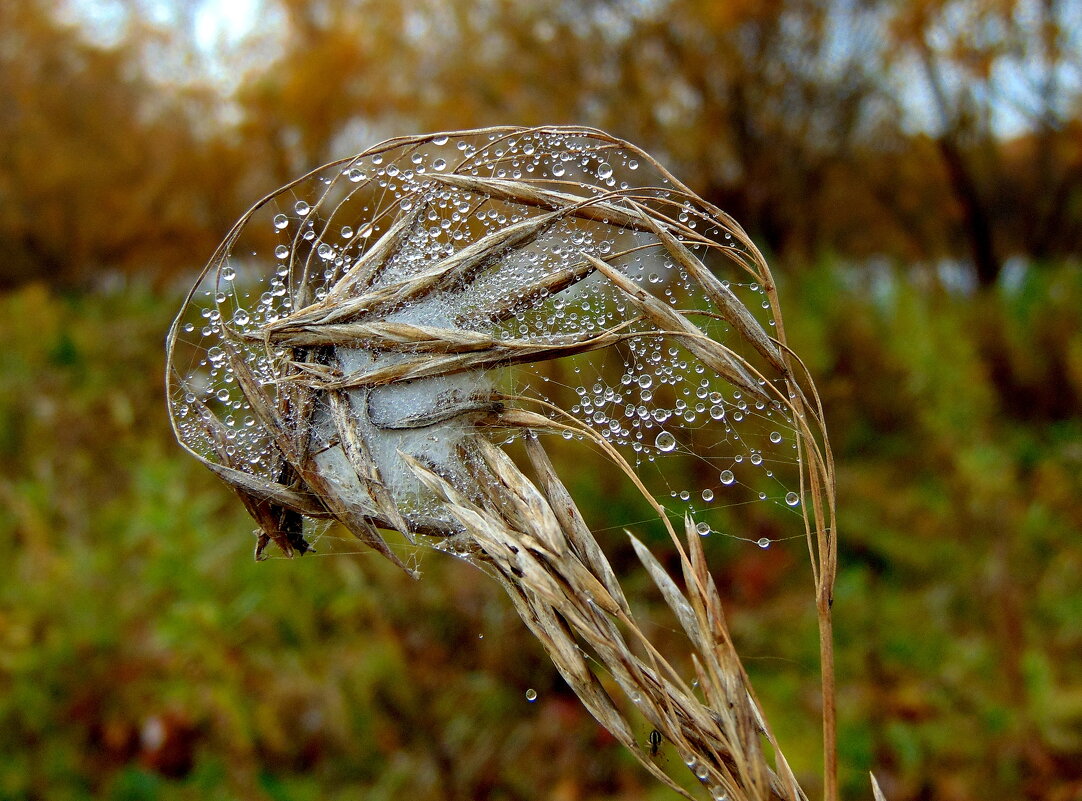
xmin=0 ymin=0 xmax=246 ymax=288
xmin=4 ymin=0 xmax=1079 ymax=288
xmin=888 ymin=0 xmax=1082 ymax=286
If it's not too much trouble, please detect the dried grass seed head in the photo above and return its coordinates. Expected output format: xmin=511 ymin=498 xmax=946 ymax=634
xmin=166 ymin=125 xmax=825 ymax=560
xmin=165 ymin=125 xmax=839 ymax=801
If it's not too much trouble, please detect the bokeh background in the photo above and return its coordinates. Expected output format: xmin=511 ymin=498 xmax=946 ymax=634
xmin=2 ymin=1 xmax=1081 ymax=799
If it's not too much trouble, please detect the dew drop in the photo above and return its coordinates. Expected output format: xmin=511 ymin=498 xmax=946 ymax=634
xmin=432 ymin=158 xmax=447 ymax=171
xmin=757 ymin=537 xmax=771 ymax=549
xmin=696 ymin=521 xmax=711 ymax=536
xmin=769 ymin=431 xmax=782 ymax=443
xmin=272 ymin=213 xmax=289 ymax=230
xmin=654 ymin=431 xmax=677 ymax=452
xmin=597 ymin=161 xmax=613 ymax=179
xmin=294 ymin=200 xmax=310 ymax=215
xmin=552 ymin=163 xmax=566 ymax=177
xmin=221 ymin=266 xmax=236 ymax=281
xmin=525 ymin=688 xmax=538 ymax=702
xmin=719 ymin=470 xmax=735 ymax=485
xmin=750 ymin=453 xmax=763 ymax=465
xmin=274 ymin=244 xmax=289 ymax=259
xmin=701 ymin=488 xmax=714 ymax=502
xmin=785 ymin=492 xmax=800 ymax=507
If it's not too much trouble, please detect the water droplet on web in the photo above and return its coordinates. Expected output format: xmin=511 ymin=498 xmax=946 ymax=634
xmin=654 ymin=431 xmax=677 ymax=452
xmin=220 ymin=266 xmax=236 ymax=281
xmin=273 ymin=214 xmax=289 ymax=230
xmin=432 ymin=158 xmax=447 ymax=171
xmin=274 ymin=245 xmax=289 ymax=259
xmin=720 ymin=470 xmax=735 ymax=485
xmin=552 ymin=163 xmax=565 ymax=177
xmin=525 ymin=689 xmax=538 ymax=702
xmin=696 ymin=521 xmax=711 ymax=536
xmin=757 ymin=537 xmax=771 ymax=549
xmin=294 ymin=200 xmax=310 ymax=215
xmin=597 ymin=162 xmax=613 ymax=179
xmin=770 ymin=431 xmax=782 ymax=443
xmin=785 ymin=492 xmax=800 ymax=507
xmin=701 ymin=489 xmax=714 ymax=502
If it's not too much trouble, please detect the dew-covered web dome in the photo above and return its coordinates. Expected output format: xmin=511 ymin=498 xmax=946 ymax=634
xmin=167 ymin=125 xmax=827 ymax=561
xmin=166 ymin=125 xmax=837 ymax=800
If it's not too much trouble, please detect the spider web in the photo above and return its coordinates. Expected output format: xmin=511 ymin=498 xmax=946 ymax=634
xmin=168 ymin=127 xmax=806 ymax=558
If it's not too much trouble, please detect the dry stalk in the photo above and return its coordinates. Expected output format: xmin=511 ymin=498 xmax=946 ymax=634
xmin=167 ymin=126 xmax=838 ymax=800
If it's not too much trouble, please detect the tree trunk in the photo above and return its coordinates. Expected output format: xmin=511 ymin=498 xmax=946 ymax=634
xmin=935 ymin=136 xmax=1002 ymax=288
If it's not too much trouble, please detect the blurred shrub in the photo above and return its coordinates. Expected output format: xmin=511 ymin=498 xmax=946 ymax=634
xmin=0 ymin=265 xmax=1079 ymax=800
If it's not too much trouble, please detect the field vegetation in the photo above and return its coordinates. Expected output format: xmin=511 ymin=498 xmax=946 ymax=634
xmin=1 ymin=1 xmax=1080 ymax=799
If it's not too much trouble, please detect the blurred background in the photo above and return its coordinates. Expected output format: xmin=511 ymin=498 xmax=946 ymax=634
xmin=1 ymin=0 xmax=1080 ymax=799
